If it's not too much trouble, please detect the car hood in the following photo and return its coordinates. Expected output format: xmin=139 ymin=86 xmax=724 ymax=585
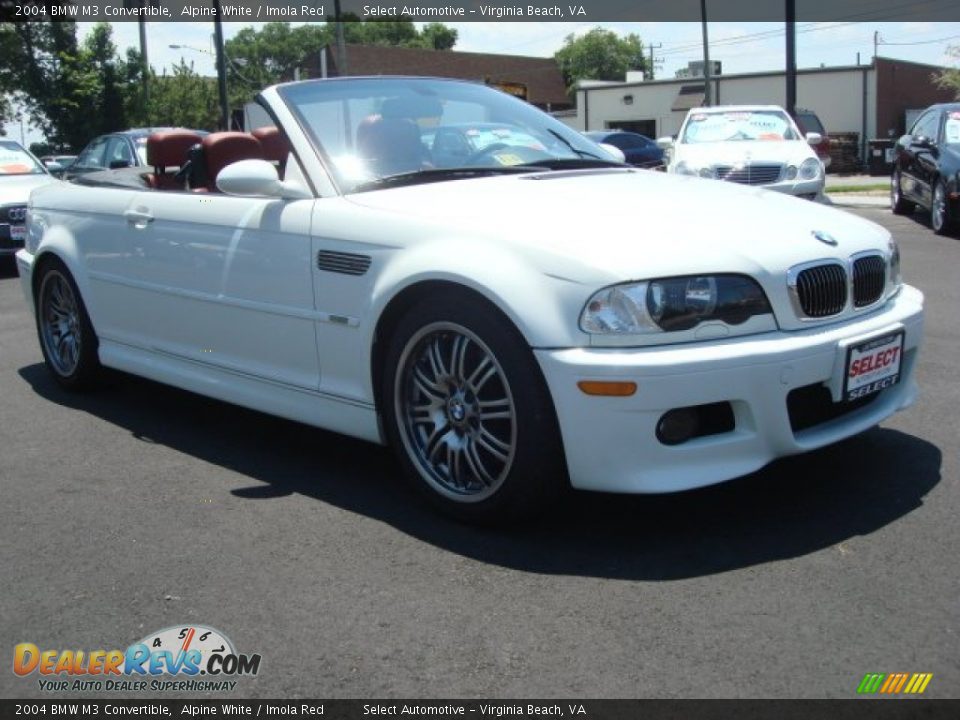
xmin=345 ymin=168 xmax=888 ymax=283
xmin=673 ymin=140 xmax=817 ymax=168
xmin=1 ymin=174 xmax=58 ymax=205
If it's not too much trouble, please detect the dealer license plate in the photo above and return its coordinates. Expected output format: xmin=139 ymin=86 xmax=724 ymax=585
xmin=843 ymin=331 xmax=904 ymax=402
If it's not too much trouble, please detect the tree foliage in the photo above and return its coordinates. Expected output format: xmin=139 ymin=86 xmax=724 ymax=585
xmin=222 ymin=20 xmax=458 ymax=107
xmin=936 ymin=46 xmax=960 ymax=99
xmin=1 ymin=19 xmax=459 ymax=148
xmin=554 ymin=27 xmax=646 ymax=93
xmin=144 ymin=62 xmax=221 ymax=131
xmin=0 ymin=21 xmax=141 ymax=151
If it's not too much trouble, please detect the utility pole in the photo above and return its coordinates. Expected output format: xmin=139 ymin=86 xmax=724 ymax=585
xmin=334 ymin=0 xmax=348 ymax=75
xmin=873 ymin=31 xmax=879 ymax=60
xmin=700 ymin=0 xmax=712 ymax=105
xmin=212 ymin=0 xmax=229 ymax=130
xmin=785 ymin=0 xmax=796 ymax=119
xmin=138 ymin=18 xmax=149 ymax=118
xmin=647 ymin=43 xmax=661 ymax=81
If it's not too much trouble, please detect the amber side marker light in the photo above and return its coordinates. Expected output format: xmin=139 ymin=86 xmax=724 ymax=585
xmin=577 ymin=380 xmax=637 ymax=397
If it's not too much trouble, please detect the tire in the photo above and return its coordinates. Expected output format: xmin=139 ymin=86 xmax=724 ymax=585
xmin=891 ymin=169 xmax=915 ymax=215
xmin=381 ymin=292 xmax=565 ymax=524
xmin=34 ymin=257 xmax=102 ymax=390
xmin=931 ymin=179 xmax=954 ymax=235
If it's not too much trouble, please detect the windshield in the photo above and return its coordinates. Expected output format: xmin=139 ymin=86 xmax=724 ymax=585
xmin=0 ymin=141 xmax=46 ymax=176
xmin=279 ymin=77 xmax=610 ymax=192
xmin=681 ymin=110 xmax=800 ymax=144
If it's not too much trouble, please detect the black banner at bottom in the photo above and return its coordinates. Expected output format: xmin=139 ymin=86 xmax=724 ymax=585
xmin=1 ymin=700 xmax=959 ymax=720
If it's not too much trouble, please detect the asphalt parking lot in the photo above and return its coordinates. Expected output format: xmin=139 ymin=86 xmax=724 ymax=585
xmin=0 ymin=205 xmax=957 ymax=700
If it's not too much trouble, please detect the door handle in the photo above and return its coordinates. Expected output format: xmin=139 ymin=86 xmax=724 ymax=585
xmin=124 ymin=209 xmax=154 ymax=227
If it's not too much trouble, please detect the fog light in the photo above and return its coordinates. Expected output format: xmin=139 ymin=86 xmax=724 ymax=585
xmin=656 ymin=408 xmax=700 ymax=445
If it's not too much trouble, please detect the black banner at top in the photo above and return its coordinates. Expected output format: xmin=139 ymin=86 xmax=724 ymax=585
xmin=1 ymin=701 xmax=960 ymax=720
xmin=2 ymin=0 xmax=960 ymax=22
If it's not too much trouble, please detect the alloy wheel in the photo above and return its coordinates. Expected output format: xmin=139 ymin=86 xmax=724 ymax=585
xmin=39 ymin=270 xmax=82 ymax=377
xmin=394 ymin=322 xmax=517 ymax=502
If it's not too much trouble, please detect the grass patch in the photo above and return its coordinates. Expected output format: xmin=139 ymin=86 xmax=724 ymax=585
xmin=826 ymin=183 xmax=889 ymax=193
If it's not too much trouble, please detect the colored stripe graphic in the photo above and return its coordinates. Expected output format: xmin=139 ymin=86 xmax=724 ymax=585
xmin=857 ymin=673 xmax=885 ymax=694
xmin=858 ymin=672 xmax=932 ymax=694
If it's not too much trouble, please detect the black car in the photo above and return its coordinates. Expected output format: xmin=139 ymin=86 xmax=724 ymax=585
xmin=64 ymin=128 xmax=207 ymax=182
xmin=891 ymin=103 xmax=960 ymax=235
xmin=584 ymin=130 xmax=664 ymax=168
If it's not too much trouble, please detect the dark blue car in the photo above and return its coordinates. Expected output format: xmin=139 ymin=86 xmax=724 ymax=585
xmin=585 ymin=130 xmax=664 ymax=168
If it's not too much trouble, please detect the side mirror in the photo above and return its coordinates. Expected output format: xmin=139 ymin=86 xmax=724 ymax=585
xmin=805 ymin=132 xmax=823 ymax=146
xmin=911 ymin=135 xmax=935 ymax=150
xmin=216 ymin=159 xmax=311 ymax=200
xmin=109 ymin=159 xmax=132 ymax=169
xmin=656 ymin=136 xmax=675 ymax=149
xmin=598 ymin=143 xmax=626 ymax=163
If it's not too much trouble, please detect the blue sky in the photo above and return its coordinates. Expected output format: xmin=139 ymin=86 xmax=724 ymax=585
xmin=6 ymin=20 xmax=960 ymax=147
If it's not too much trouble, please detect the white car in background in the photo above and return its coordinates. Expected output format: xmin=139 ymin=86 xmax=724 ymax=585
xmin=659 ymin=105 xmax=825 ymax=200
xmin=0 ymin=140 xmax=57 ymax=259
xmin=17 ymin=78 xmax=922 ymax=523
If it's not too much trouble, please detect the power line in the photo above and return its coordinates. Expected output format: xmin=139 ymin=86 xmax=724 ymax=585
xmin=879 ymin=33 xmax=960 ymax=46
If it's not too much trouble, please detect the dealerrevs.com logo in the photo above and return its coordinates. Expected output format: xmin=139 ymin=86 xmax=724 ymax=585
xmin=13 ymin=625 xmax=261 ymax=692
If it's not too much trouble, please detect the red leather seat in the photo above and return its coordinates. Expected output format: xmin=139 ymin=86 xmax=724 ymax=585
xmin=145 ymin=130 xmax=203 ymax=190
xmin=200 ymin=132 xmax=264 ymax=192
xmin=251 ymin=126 xmax=291 ymax=173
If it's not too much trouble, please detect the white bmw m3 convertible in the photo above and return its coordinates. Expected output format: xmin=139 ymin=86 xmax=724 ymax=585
xmin=17 ymin=77 xmax=924 ymax=522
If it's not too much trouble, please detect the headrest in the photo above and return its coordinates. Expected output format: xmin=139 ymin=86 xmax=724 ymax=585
xmin=146 ymin=130 xmax=204 ymax=169
xmin=200 ymin=132 xmax=264 ymax=190
xmin=251 ymin=126 xmax=290 ymax=164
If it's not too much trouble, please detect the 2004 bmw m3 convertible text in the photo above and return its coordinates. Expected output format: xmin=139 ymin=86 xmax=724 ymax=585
xmin=16 ymin=77 xmax=924 ymax=522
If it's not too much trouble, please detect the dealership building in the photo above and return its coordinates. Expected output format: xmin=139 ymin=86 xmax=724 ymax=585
xmin=558 ymin=57 xmax=955 ymax=162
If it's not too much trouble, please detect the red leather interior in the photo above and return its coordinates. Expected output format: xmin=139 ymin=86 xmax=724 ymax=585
xmin=201 ymin=132 xmax=264 ymax=191
xmin=145 ymin=130 xmax=203 ymax=190
xmin=251 ymin=126 xmax=291 ymax=169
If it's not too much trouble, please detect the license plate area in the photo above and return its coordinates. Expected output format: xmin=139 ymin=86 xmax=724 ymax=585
xmin=843 ymin=330 xmax=904 ymax=402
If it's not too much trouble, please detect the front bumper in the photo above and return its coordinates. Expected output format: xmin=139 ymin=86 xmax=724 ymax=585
xmin=750 ymin=176 xmax=824 ymax=198
xmin=536 ymin=285 xmax=923 ymax=494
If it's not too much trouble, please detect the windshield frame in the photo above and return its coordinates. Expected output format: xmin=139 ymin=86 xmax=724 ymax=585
xmin=277 ymin=76 xmax=610 ymax=194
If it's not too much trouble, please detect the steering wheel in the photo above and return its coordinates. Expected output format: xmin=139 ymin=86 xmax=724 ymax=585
xmin=464 ymin=143 xmax=511 ymax=165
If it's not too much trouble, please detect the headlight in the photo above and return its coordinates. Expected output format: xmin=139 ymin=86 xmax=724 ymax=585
xmin=799 ymin=158 xmax=821 ymax=180
xmin=674 ymin=161 xmax=697 ymax=176
xmin=581 ymin=275 xmax=773 ymax=334
xmin=698 ymin=167 xmax=714 ymax=179
xmin=785 ymin=165 xmax=798 ymax=180
xmin=888 ymin=238 xmax=902 ymax=287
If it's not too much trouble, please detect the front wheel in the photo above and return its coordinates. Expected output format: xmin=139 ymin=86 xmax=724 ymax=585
xmin=382 ymin=294 xmax=565 ymax=523
xmin=931 ymin=179 xmax=954 ymax=235
xmin=35 ymin=258 xmax=101 ymax=390
xmin=891 ymin=169 xmax=915 ymax=215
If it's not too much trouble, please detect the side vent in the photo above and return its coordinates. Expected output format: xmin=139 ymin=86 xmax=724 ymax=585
xmin=316 ymin=250 xmax=372 ymax=276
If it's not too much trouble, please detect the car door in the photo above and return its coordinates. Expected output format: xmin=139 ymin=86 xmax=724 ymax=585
xmin=901 ymin=110 xmax=940 ymax=205
xmin=913 ymin=111 xmax=944 ymax=207
xmin=110 ymin=188 xmax=321 ymax=391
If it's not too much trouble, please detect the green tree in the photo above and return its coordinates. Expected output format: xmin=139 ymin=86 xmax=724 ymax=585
xmin=222 ymin=19 xmax=459 ymax=107
xmin=0 ymin=21 xmax=140 ymax=151
xmin=145 ymin=61 xmax=220 ymax=131
xmin=554 ymin=27 xmax=646 ymax=93
xmin=416 ymin=23 xmax=458 ymax=51
xmin=935 ymin=46 xmax=960 ymax=99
